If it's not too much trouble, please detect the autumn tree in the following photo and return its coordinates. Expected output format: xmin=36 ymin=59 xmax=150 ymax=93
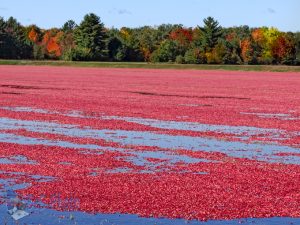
xmin=135 ymin=26 xmax=159 ymax=61
xmin=183 ymin=27 xmax=206 ymax=64
xmin=271 ymin=33 xmax=296 ymax=64
xmin=223 ymin=26 xmax=251 ymax=42
xmin=41 ymin=29 xmax=63 ymax=59
xmin=170 ymin=28 xmax=193 ymax=48
xmin=27 ymin=25 xmax=41 ymax=44
xmin=57 ymin=20 xmax=77 ymax=60
xmin=0 ymin=14 xmax=299 ymax=65
xmin=261 ymin=27 xmax=281 ymax=63
xmin=240 ymin=39 xmax=253 ymax=64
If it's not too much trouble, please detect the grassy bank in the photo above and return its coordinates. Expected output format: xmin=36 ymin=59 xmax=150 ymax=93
xmin=0 ymin=60 xmax=300 ymax=72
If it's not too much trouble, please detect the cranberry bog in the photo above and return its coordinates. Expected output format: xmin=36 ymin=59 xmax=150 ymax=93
xmin=0 ymin=65 xmax=299 ymax=225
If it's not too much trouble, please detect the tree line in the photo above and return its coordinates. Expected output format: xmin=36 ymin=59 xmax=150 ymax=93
xmin=1 ymin=13 xmax=300 ymax=65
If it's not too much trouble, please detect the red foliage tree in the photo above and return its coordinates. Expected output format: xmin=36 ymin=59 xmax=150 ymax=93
xmin=169 ymin=28 xmax=193 ymax=47
xmin=271 ymin=34 xmax=296 ymax=63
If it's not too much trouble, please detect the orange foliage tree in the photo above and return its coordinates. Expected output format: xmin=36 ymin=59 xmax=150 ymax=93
xmin=240 ymin=39 xmax=252 ymax=63
xmin=251 ymin=28 xmax=265 ymax=45
xmin=41 ymin=30 xmax=63 ymax=58
xmin=28 ymin=27 xmax=39 ymax=43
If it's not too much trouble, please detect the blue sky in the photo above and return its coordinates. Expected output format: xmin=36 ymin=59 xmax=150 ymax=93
xmin=0 ymin=0 xmax=299 ymax=31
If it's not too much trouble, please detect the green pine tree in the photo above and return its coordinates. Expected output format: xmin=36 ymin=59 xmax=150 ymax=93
xmin=73 ymin=13 xmax=107 ymax=61
xmin=200 ymin=17 xmax=222 ymax=51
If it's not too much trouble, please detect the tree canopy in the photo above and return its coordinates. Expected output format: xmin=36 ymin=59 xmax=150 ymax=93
xmin=0 ymin=14 xmax=299 ymax=65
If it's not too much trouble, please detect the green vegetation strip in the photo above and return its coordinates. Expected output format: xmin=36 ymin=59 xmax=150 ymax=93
xmin=0 ymin=60 xmax=300 ymax=72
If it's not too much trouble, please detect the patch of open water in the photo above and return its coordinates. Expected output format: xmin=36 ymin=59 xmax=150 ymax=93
xmin=0 ymin=117 xmax=299 ymax=165
xmin=2 ymin=107 xmax=298 ymax=140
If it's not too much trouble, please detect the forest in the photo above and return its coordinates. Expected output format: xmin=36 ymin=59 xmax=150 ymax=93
xmin=0 ymin=13 xmax=299 ymax=65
